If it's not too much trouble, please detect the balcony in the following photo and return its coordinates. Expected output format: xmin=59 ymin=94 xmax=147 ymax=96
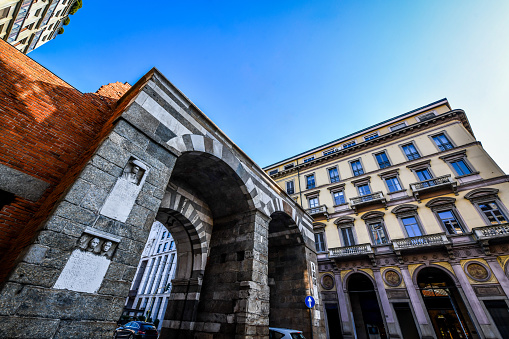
xmin=392 ymin=233 xmax=451 ymax=261
xmin=473 ymin=224 xmax=509 ymax=254
xmin=409 ymin=175 xmax=457 ymax=202
xmin=306 ymin=204 xmax=329 ymax=220
xmin=350 ymin=191 xmax=386 ymax=213
xmin=329 ymin=243 xmax=374 ymax=259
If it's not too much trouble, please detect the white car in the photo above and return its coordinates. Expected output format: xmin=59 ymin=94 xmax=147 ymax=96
xmin=269 ymin=327 xmax=306 ymax=339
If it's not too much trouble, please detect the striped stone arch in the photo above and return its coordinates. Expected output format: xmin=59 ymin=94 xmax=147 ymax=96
xmin=156 ymin=186 xmax=213 ymax=280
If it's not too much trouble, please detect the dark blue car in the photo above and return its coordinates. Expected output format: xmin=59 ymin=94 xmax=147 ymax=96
xmin=113 ymin=321 xmax=158 ymax=339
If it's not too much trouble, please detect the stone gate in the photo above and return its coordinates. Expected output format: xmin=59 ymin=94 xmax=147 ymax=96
xmin=0 ymin=45 xmax=325 ymax=339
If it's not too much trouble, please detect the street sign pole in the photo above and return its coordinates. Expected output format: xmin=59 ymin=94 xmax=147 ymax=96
xmin=305 ymin=296 xmax=315 ymax=339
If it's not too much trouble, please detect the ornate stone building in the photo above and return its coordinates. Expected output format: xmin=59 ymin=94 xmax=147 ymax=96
xmin=264 ymin=99 xmax=509 ymax=339
xmin=0 ymin=40 xmax=325 ymax=338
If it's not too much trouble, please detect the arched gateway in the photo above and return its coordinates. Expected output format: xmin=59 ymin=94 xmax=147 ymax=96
xmin=0 ymin=68 xmax=325 ymax=338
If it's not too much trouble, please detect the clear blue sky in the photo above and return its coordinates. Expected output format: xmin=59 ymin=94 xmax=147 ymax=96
xmin=30 ymin=1 xmax=509 ymax=171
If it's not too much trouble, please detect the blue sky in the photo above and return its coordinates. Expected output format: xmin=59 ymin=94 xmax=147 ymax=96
xmin=30 ymin=1 xmax=509 ymax=171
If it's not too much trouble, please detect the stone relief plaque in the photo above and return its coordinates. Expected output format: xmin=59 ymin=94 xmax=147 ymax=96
xmin=465 ymin=262 xmax=491 ymax=282
xmin=384 ymin=269 xmax=402 ymax=287
xmin=320 ymin=274 xmax=335 ymax=290
xmin=53 ymin=227 xmax=121 ymax=293
xmin=100 ymin=158 xmax=149 ymax=222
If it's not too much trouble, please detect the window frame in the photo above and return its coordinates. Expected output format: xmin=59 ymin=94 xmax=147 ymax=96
xmin=307 ymin=196 xmax=320 ymax=210
xmin=361 ymin=211 xmax=390 ymax=246
xmin=364 ymin=132 xmax=379 ymax=141
xmin=425 ymin=197 xmax=468 ymax=235
xmin=334 ymin=217 xmax=357 ymax=247
xmin=392 ymin=204 xmax=426 ymax=238
xmin=429 ymin=131 xmax=455 ymax=152
xmin=313 ymin=223 xmax=328 ymax=253
xmin=439 ymin=150 xmax=478 ymax=178
xmin=349 ymin=158 xmax=365 ymax=177
xmin=389 ymin=121 xmax=407 ymax=132
xmin=0 ymin=6 xmax=10 ymax=20
xmin=400 ymin=141 xmax=422 ymax=161
xmin=327 ymin=166 xmax=340 ymax=183
xmin=303 ymin=156 xmax=315 ymax=163
xmin=305 ymin=173 xmax=316 ymax=189
xmin=384 ymin=176 xmax=403 ymax=193
xmin=373 ymin=150 xmax=392 ymax=169
xmin=465 ymin=189 xmax=509 ymax=226
xmin=283 ymin=163 xmax=295 ymax=170
xmin=416 ymin=110 xmax=437 ymax=122
xmin=332 ymin=189 xmax=346 ymax=206
xmin=329 ymin=184 xmax=347 ymax=207
xmin=407 ymin=160 xmax=436 ymax=182
xmin=285 ymin=180 xmax=295 ymax=195
xmin=378 ymin=169 xmax=406 ymax=196
xmin=343 ymin=140 xmax=357 ymax=149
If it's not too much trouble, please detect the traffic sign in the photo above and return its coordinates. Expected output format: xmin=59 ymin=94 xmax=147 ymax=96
xmin=305 ymin=296 xmax=315 ymax=308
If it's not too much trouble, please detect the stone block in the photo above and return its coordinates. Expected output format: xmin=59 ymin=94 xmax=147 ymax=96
xmin=0 ymin=316 xmax=59 ymax=338
xmin=91 ymin=155 xmax=124 ymax=178
xmin=96 ymin=138 xmax=131 ymax=168
xmin=80 ymin=185 xmax=109 ymax=212
xmin=9 ymin=262 xmax=60 ymax=287
xmin=64 ymin=178 xmax=91 ymax=205
xmin=79 ymin=164 xmax=117 ymax=191
xmin=136 ymin=192 xmax=161 ymax=212
xmin=53 ymin=320 xmax=117 ymax=339
xmin=114 ymin=119 xmax=151 ymax=149
xmin=36 ymin=230 xmax=78 ymax=252
xmin=0 ymin=283 xmax=25 ymax=315
xmin=54 ymin=201 xmax=96 ymax=226
xmin=126 ymin=204 xmax=152 ymax=227
xmin=23 ymin=244 xmax=49 ymax=264
xmin=98 ymin=279 xmax=130 ymax=297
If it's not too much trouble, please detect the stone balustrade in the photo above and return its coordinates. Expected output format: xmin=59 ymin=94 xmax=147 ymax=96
xmin=329 ymin=243 xmax=373 ymax=258
xmin=409 ymin=175 xmax=457 ymax=201
xmin=306 ymin=204 xmax=328 ymax=216
xmin=392 ymin=233 xmax=449 ymax=251
xmin=473 ymin=224 xmax=509 ymax=240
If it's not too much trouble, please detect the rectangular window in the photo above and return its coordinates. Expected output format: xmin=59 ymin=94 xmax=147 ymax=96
xmin=375 ymin=152 xmax=391 ymax=169
xmin=157 ymin=244 xmax=162 ymax=253
xmin=304 ymin=156 xmax=315 ymax=163
xmin=401 ymin=217 xmax=422 ymax=237
xmin=351 ymin=160 xmax=364 ymax=176
xmin=479 ymin=202 xmax=508 ymax=225
xmin=328 ymin=167 xmax=340 ymax=183
xmin=390 ymin=122 xmax=406 ymax=131
xmin=163 ymin=242 xmax=168 ymax=251
xmin=0 ymin=7 xmax=10 ymax=19
xmin=167 ymin=232 xmax=171 ymax=238
xmin=286 ymin=181 xmax=295 ymax=194
xmin=55 ymin=10 xmax=61 ymax=16
xmin=402 ymin=143 xmax=420 ymax=160
xmin=343 ymin=140 xmax=356 ymax=149
xmin=306 ymin=174 xmax=315 ymax=189
xmin=161 ymin=231 xmax=166 ymax=240
xmin=418 ymin=112 xmax=436 ymax=121
xmin=332 ymin=191 xmax=346 ymax=205
xmin=341 ymin=227 xmax=355 ymax=247
xmin=437 ymin=210 xmax=463 ymax=234
xmin=364 ymin=132 xmax=379 ymax=141
xmin=284 ymin=163 xmax=294 ymax=170
xmin=269 ymin=169 xmax=278 ymax=175
xmin=323 ymin=148 xmax=337 ymax=156
xmin=35 ymin=8 xmax=41 ymax=16
xmin=432 ymin=133 xmax=454 ymax=151
xmin=308 ymin=197 xmax=319 ymax=209
xmin=370 ymin=222 xmax=388 ymax=245
xmin=415 ymin=168 xmax=433 ymax=181
xmin=451 ymin=159 xmax=472 ymax=176
xmin=26 ymin=22 xmax=34 ymax=30
xmin=169 ymin=241 xmax=174 ymax=249
xmin=385 ymin=177 xmax=402 ymax=192
xmin=357 ymin=184 xmax=371 ymax=196
xmin=314 ymin=233 xmax=325 ymax=252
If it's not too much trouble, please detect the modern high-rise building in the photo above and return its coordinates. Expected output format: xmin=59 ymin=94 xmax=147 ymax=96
xmin=0 ymin=0 xmax=76 ymax=54
xmin=264 ymin=99 xmax=509 ymax=339
xmin=124 ymin=221 xmax=178 ymax=330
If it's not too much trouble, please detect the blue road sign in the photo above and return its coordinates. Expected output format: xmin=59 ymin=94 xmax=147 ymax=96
xmin=305 ymin=296 xmax=315 ymax=308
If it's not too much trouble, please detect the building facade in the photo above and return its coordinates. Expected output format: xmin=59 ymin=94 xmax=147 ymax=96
xmin=124 ymin=221 xmax=178 ymax=330
xmin=0 ymin=0 xmax=75 ymax=54
xmin=264 ymin=99 xmax=509 ymax=339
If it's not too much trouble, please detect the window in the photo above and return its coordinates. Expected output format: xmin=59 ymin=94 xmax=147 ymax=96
xmin=42 ymin=35 xmax=47 ymax=41
xmin=304 ymin=156 xmax=314 ymax=163
xmin=49 ymin=24 xmax=54 ymax=30
xmin=451 ymin=159 xmax=472 ymax=176
xmin=343 ymin=140 xmax=356 ymax=149
xmin=0 ymin=7 xmax=10 ymax=19
xmin=161 ymin=231 xmax=166 ymax=240
xmin=0 ymin=24 xmax=4 ymax=33
xmin=375 ymin=151 xmax=391 ymax=169
xmin=401 ymin=216 xmax=423 ymax=237
xmin=328 ymin=167 xmax=340 ymax=183
xmin=314 ymin=233 xmax=326 ymax=252
xmin=306 ymin=174 xmax=315 ymax=189
xmin=340 ymin=227 xmax=355 ymax=247
xmin=323 ymin=148 xmax=338 ymax=156
xmin=286 ymin=180 xmax=295 ymax=194
xmin=390 ymin=122 xmax=406 ymax=131
xmin=35 ymin=8 xmax=42 ymax=16
xmin=432 ymin=133 xmax=454 ymax=151
xmin=415 ymin=168 xmax=433 ymax=182
xmin=163 ymin=242 xmax=168 ymax=251
xmin=479 ymin=202 xmax=508 ymax=225
xmin=418 ymin=111 xmax=436 ymax=121
xmin=55 ymin=10 xmax=61 ymax=16
xmin=364 ymin=132 xmax=379 ymax=141
xmin=369 ymin=222 xmax=389 ymax=245
xmin=351 ymin=160 xmax=364 ymax=176
xmin=357 ymin=184 xmax=371 ymax=196
xmin=385 ymin=176 xmax=402 ymax=192
xmin=402 ymin=143 xmax=420 ymax=160
xmin=284 ymin=163 xmax=294 ymax=170
xmin=157 ymin=244 xmax=162 ymax=253
xmin=437 ymin=210 xmax=464 ymax=234
xmin=26 ymin=22 xmax=34 ymax=30
xmin=269 ymin=169 xmax=278 ymax=175
xmin=19 ymin=37 xmax=27 ymax=44
xmin=332 ymin=191 xmax=346 ymax=205
xmin=308 ymin=197 xmax=319 ymax=209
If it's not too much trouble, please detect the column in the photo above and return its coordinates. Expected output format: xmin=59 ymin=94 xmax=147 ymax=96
xmin=400 ymin=266 xmax=436 ymax=339
xmin=373 ymin=269 xmax=400 ymax=338
xmin=451 ymin=263 xmax=499 ymax=339
xmin=334 ymin=272 xmax=354 ymax=338
xmin=486 ymin=257 xmax=509 ymax=298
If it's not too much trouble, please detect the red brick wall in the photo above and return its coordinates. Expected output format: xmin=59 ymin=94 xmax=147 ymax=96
xmin=0 ymin=40 xmax=131 ymax=281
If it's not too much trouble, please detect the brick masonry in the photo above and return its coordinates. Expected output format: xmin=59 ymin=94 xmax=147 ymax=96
xmin=0 ymin=41 xmax=326 ymax=338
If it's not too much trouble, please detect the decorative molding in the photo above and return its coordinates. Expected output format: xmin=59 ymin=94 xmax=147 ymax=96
xmin=361 ymin=210 xmax=385 ymax=220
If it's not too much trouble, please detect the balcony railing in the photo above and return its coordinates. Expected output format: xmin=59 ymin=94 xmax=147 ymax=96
xmin=350 ymin=191 xmax=386 ymax=212
xmin=392 ymin=233 xmax=449 ymax=251
xmin=473 ymin=224 xmax=509 ymax=240
xmin=306 ymin=205 xmax=329 ymax=219
xmin=409 ymin=175 xmax=457 ymax=201
xmin=329 ymin=243 xmax=373 ymax=258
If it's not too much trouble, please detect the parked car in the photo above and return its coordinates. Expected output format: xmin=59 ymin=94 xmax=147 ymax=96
xmin=269 ymin=327 xmax=306 ymax=339
xmin=113 ymin=321 xmax=158 ymax=339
